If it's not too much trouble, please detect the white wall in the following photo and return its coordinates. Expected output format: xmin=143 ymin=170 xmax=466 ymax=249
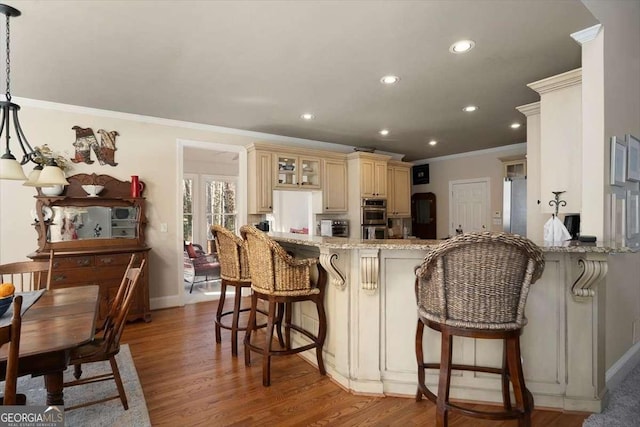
xmin=412 ymin=144 xmax=526 ymax=239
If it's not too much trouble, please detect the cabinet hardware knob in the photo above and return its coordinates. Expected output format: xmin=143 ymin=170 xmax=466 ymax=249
xmin=53 ymin=262 xmax=60 ymax=268
xmin=77 ymin=259 xmax=90 ymax=266
xmin=101 ymin=258 xmax=113 ymax=264
xmin=53 ymin=274 xmax=66 ymax=282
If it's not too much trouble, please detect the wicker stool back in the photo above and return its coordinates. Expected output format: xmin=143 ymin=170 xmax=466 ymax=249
xmin=415 ymin=232 xmax=544 ymax=427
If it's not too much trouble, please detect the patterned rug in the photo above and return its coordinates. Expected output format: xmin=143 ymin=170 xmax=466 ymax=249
xmin=583 ymin=362 xmax=640 ymax=426
xmin=17 ymin=344 xmax=150 ymax=427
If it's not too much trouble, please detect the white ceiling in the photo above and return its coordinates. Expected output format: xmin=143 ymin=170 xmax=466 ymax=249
xmin=8 ymin=1 xmax=597 ymax=161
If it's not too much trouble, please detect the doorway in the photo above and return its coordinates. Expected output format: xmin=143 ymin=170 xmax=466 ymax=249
xmin=449 ymin=178 xmax=490 ymax=236
xmin=411 ymin=192 xmax=437 ymax=239
xmin=178 ymin=140 xmax=247 ymax=305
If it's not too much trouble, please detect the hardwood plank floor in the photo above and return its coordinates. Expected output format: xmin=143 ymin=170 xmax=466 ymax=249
xmin=121 ymin=299 xmax=589 ymax=426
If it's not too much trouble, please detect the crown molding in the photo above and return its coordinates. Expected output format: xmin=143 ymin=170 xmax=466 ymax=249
xmin=516 ymin=102 xmax=541 ymax=117
xmin=571 ymin=24 xmax=602 ymax=45
xmin=414 ymin=143 xmax=527 ymax=164
xmin=527 ymin=68 xmax=582 ymax=95
xmin=14 ymin=97 xmax=406 ymax=159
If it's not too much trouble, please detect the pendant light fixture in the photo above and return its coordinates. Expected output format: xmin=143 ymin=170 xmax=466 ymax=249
xmin=0 ymin=4 xmax=68 ymax=186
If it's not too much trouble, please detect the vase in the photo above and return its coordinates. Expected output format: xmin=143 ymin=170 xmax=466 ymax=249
xmin=40 ymin=185 xmax=64 ymax=196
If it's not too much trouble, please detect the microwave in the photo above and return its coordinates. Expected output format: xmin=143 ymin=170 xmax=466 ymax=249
xmin=320 ymin=220 xmax=349 ymax=237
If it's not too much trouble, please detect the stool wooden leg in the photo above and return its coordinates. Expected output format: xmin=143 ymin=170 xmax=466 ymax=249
xmin=315 ymin=294 xmax=327 ymax=376
xmin=436 ymin=331 xmax=452 ymax=427
xmin=231 ymin=285 xmax=242 ymax=356
xmin=215 ymin=281 xmax=228 ymax=344
xmin=263 ymin=300 xmax=278 ymax=386
xmin=284 ymin=302 xmax=293 ymax=350
xmin=244 ymin=293 xmax=258 ymax=367
xmin=275 ymin=302 xmax=285 ymax=348
xmin=506 ymin=336 xmax=532 ymax=427
xmin=415 ymin=319 xmax=425 ymax=401
xmin=502 ymin=339 xmax=512 ymax=410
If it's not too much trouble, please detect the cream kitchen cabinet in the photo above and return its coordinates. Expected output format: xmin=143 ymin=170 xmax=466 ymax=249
xmin=274 ymin=154 xmax=321 ymax=190
xmin=247 ymin=149 xmax=273 ymax=214
xmin=527 ymin=68 xmax=582 ymax=216
xmin=322 ymin=159 xmax=348 ymax=212
xmin=359 ymin=157 xmax=388 ymax=198
xmin=500 ymin=157 xmax=527 ymax=178
xmin=387 ymin=161 xmax=412 ymax=217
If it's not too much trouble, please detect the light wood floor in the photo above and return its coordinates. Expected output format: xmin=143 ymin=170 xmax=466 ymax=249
xmin=121 ymin=299 xmax=589 ymax=426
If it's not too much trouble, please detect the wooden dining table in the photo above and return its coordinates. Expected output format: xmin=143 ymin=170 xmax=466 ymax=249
xmin=0 ymin=285 xmax=99 ymax=406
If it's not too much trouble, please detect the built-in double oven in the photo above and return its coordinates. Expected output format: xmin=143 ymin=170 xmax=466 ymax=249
xmin=361 ymin=198 xmax=387 ymax=239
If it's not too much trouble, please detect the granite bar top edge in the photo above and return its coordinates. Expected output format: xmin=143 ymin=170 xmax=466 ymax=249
xmin=268 ymin=232 xmax=638 ymax=254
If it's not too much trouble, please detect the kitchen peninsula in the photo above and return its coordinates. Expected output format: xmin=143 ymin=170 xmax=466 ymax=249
xmin=269 ymin=232 xmax=637 ymax=413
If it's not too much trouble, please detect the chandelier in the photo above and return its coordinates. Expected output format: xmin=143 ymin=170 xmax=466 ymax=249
xmin=0 ymin=3 xmax=68 ymax=186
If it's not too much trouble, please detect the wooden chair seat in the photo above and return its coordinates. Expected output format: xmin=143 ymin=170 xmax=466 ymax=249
xmin=414 ymin=232 xmax=545 ymax=427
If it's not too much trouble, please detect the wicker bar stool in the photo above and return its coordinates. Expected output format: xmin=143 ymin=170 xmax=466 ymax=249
xmin=212 ymin=225 xmax=266 ymax=356
xmin=240 ymin=225 xmax=327 ymax=387
xmin=414 ymin=232 xmax=545 ymax=427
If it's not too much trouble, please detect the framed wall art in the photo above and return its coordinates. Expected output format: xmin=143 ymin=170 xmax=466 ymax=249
xmin=627 ymin=134 xmax=640 ymax=182
xmin=627 ymin=190 xmax=640 ymax=240
xmin=610 ymin=136 xmax=627 ymax=186
xmin=611 ymin=190 xmax=626 ymax=246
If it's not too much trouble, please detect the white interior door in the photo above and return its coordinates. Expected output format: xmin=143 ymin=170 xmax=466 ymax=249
xmin=449 ymin=179 xmax=490 ymax=235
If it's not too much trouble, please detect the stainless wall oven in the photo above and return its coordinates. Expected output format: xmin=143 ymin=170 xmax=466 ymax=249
xmin=361 ymin=198 xmax=387 ymax=225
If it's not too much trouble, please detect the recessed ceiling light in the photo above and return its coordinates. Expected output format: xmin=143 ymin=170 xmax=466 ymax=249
xmin=380 ymin=75 xmax=400 ymax=85
xmin=449 ymin=39 xmax=475 ymax=54
xmin=510 ymin=123 xmax=521 ymax=129
xmin=301 ymin=113 xmax=314 ymax=120
xmin=462 ymin=105 xmax=478 ymax=112
xmin=379 ymin=129 xmax=390 ymax=136
xmin=429 ymin=140 xmax=437 ymax=146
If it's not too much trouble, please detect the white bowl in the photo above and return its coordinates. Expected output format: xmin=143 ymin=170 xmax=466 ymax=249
xmin=81 ymin=184 xmax=104 ymax=197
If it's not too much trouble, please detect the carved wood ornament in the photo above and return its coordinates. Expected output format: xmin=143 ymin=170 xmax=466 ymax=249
xmin=71 ymin=126 xmax=119 ymax=166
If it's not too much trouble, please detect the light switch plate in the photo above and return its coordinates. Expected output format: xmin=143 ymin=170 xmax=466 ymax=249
xmin=160 ymin=223 xmax=168 ymax=233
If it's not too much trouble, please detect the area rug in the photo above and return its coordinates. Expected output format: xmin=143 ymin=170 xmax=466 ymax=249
xmin=583 ymin=362 xmax=640 ymax=427
xmin=16 ymin=344 xmax=151 ymax=427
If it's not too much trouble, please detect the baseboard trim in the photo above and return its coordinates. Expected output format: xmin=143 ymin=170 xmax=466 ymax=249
xmin=151 ymin=295 xmax=183 ymax=310
xmin=605 ymin=340 xmax=640 ymax=391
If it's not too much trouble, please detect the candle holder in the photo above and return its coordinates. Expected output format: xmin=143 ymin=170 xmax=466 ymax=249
xmin=549 ymin=191 xmax=567 ymax=217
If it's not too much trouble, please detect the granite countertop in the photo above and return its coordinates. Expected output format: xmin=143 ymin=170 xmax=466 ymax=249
xmin=268 ymin=232 xmax=638 ymax=254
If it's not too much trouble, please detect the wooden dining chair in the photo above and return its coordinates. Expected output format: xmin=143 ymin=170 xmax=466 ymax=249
xmin=0 ymin=250 xmax=54 ymax=292
xmin=63 ymin=255 xmax=146 ymax=410
xmin=0 ymin=296 xmax=24 ymax=405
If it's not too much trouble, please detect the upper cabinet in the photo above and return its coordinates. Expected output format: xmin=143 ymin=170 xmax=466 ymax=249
xmin=274 ymin=154 xmax=321 ymax=190
xmin=500 ymin=156 xmax=527 ymax=178
xmin=247 ymin=143 xmax=348 ymax=215
xmin=322 ymin=159 xmax=348 ymax=212
xmin=526 ymin=68 xmax=582 ymax=215
xmin=387 ymin=161 xmax=412 ymax=217
xmin=357 ymin=156 xmax=388 ymax=198
xmin=247 ymin=148 xmax=273 ymax=214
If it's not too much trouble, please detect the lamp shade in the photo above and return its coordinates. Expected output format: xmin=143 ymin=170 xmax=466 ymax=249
xmin=23 ymin=165 xmax=51 ymax=187
xmin=0 ymin=156 xmax=28 ymax=180
xmin=36 ymin=164 xmax=69 ymax=186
